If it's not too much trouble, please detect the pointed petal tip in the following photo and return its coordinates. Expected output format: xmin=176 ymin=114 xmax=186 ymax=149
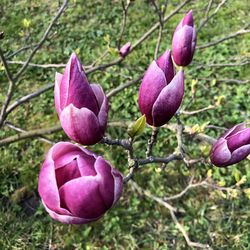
xmin=183 ymin=10 xmax=194 ymax=26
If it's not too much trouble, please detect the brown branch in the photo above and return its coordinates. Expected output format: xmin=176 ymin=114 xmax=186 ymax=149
xmin=7 ymin=60 xmax=67 ymax=68
xmin=0 ymin=48 xmax=15 ymax=127
xmin=5 ymin=121 xmax=55 ymax=145
xmin=131 ymin=181 xmax=210 ymax=249
xmin=197 ymin=27 xmax=250 ymax=49
xmin=6 ymin=83 xmax=54 ymax=115
xmin=146 ymin=126 xmax=159 ymax=158
xmin=0 ymin=124 xmax=61 ymax=147
xmin=180 ymin=105 xmax=215 ymax=115
xmin=197 ymin=0 xmax=227 ymax=32
xmin=13 ymin=0 xmax=68 ymax=81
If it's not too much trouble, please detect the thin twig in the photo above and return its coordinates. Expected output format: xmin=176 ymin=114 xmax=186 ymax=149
xmin=5 ymin=121 xmax=55 ymax=145
xmin=180 ymin=105 xmax=215 ymax=115
xmin=197 ymin=27 xmax=250 ymax=49
xmin=146 ymin=126 xmax=159 ymax=158
xmin=197 ymin=0 xmax=227 ymax=32
xmin=117 ymin=0 xmax=131 ymax=48
xmin=0 ymin=48 xmax=15 ymax=127
xmin=131 ymin=181 xmax=210 ymax=249
xmin=0 ymin=124 xmax=61 ymax=147
xmin=13 ymin=0 xmax=68 ymax=81
xmin=6 ymin=83 xmax=54 ymax=115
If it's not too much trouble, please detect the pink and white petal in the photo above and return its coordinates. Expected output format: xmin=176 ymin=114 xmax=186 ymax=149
xmin=51 ymin=142 xmax=82 ymax=168
xmin=156 ymin=50 xmax=175 ymax=84
xmin=60 ymin=104 xmax=103 ymax=145
xmin=42 ymin=200 xmax=97 ymax=224
xmin=111 ymin=168 xmax=123 ymax=205
xmin=227 ymin=128 xmax=250 ymax=152
xmin=60 ymin=53 xmax=99 ymax=114
xmin=210 ymin=138 xmax=232 ymax=167
xmin=55 ymin=159 xmax=81 ymax=188
xmin=229 ymin=145 xmax=250 ymax=165
xmin=54 ymin=72 xmax=63 ymax=115
xmin=59 ymin=176 xmax=107 ymax=219
xmin=38 ymin=148 xmax=71 ymax=215
xmin=77 ymin=153 xmax=97 ymax=177
xmin=94 ymin=157 xmax=115 ymax=208
xmin=223 ymin=122 xmax=247 ymax=138
xmin=138 ymin=61 xmax=167 ymax=125
xmin=90 ymin=84 xmax=109 ymax=130
xmin=152 ymin=70 xmax=184 ymax=126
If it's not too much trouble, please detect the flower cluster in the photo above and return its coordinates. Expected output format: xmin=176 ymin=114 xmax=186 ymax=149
xmin=38 ymin=10 xmax=249 ymax=226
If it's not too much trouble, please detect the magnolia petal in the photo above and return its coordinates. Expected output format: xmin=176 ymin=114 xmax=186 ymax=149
xmin=152 ymin=70 xmax=184 ymax=126
xmin=111 ymin=168 xmax=123 ymax=205
xmin=38 ymin=148 xmax=71 ymax=216
xmin=222 ymin=122 xmax=247 ymax=138
xmin=172 ymin=25 xmax=194 ymax=66
xmin=156 ymin=50 xmax=175 ymax=84
xmin=60 ymin=104 xmax=103 ymax=145
xmin=54 ymin=72 xmax=63 ymax=115
xmin=227 ymin=128 xmax=250 ymax=152
xmin=229 ymin=144 xmax=250 ymax=165
xmin=90 ymin=84 xmax=109 ymax=130
xmin=42 ymin=200 xmax=96 ymax=224
xmin=138 ymin=61 xmax=167 ymax=125
xmin=59 ymin=176 xmax=108 ymax=219
xmin=210 ymin=138 xmax=231 ymax=167
xmin=182 ymin=10 xmax=194 ymax=26
xmin=60 ymin=53 xmax=99 ymax=114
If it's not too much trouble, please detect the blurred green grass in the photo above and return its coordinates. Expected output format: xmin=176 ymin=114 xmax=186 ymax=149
xmin=0 ymin=0 xmax=249 ymax=249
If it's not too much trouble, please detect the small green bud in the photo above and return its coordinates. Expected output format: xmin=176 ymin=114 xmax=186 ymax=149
xmin=127 ymin=115 xmax=146 ymax=138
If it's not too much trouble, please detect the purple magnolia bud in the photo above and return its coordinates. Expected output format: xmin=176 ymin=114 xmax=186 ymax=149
xmin=55 ymin=53 xmax=109 ymax=145
xmin=138 ymin=50 xmax=184 ymax=127
xmin=172 ymin=10 xmax=196 ymax=66
xmin=210 ymin=123 xmax=250 ymax=167
xmin=119 ymin=42 xmax=131 ymax=58
xmin=38 ymin=142 xmax=123 ymax=224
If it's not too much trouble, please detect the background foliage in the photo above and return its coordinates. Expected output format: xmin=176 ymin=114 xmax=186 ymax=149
xmin=0 ymin=0 xmax=249 ymax=249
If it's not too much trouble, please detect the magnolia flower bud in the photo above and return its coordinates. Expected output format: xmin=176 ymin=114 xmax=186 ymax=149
xmin=55 ymin=53 xmax=109 ymax=145
xmin=38 ymin=142 xmax=123 ymax=224
xmin=138 ymin=50 xmax=184 ymax=127
xmin=172 ymin=10 xmax=196 ymax=66
xmin=210 ymin=123 xmax=250 ymax=167
xmin=119 ymin=42 xmax=131 ymax=58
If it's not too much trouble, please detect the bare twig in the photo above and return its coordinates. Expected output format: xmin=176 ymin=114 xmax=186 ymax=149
xmin=0 ymin=124 xmax=61 ymax=147
xmin=100 ymin=137 xmax=131 ymax=150
xmin=197 ymin=77 xmax=249 ymax=85
xmin=0 ymin=48 xmax=15 ymax=127
xmin=197 ymin=27 xmax=250 ymax=49
xmin=197 ymin=0 xmax=227 ymax=32
xmin=13 ymin=0 xmax=68 ymax=81
xmin=7 ymin=60 xmax=66 ymax=68
xmin=131 ymin=181 xmax=210 ymax=249
xmin=180 ymin=105 xmax=215 ymax=115
xmin=107 ymin=76 xmax=142 ymax=98
xmin=117 ymin=0 xmax=131 ymax=48
xmin=151 ymin=0 xmax=168 ymax=59
xmin=146 ymin=126 xmax=159 ymax=158
xmin=5 ymin=121 xmax=55 ymax=145
xmin=6 ymin=83 xmax=54 ymax=115
xmin=5 ymin=44 xmax=37 ymax=59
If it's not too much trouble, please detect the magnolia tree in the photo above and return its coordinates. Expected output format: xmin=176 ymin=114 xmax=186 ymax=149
xmin=0 ymin=1 xmax=250 ymax=249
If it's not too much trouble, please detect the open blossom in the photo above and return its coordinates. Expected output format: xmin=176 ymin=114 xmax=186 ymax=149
xmin=210 ymin=123 xmax=250 ymax=167
xmin=119 ymin=42 xmax=131 ymax=57
xmin=172 ymin=10 xmax=196 ymax=66
xmin=54 ymin=53 xmax=108 ymax=145
xmin=38 ymin=142 xmax=123 ymax=224
xmin=138 ymin=50 xmax=184 ymax=127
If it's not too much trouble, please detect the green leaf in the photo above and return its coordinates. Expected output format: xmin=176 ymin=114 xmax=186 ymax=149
xmin=127 ymin=115 xmax=146 ymax=138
